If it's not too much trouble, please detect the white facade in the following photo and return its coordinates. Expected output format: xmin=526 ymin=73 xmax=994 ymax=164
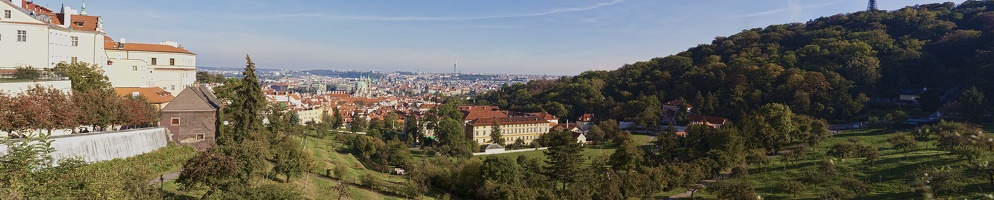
xmin=2 ymin=1 xmax=195 ymax=95
xmin=0 ymin=2 xmax=106 ymax=69
xmin=0 ymin=1 xmax=50 ymax=68
xmin=105 ymin=47 xmax=196 ymax=94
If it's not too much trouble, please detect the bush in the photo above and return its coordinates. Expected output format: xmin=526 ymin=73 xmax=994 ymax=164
xmin=14 ymin=66 xmax=41 ymax=80
xmin=360 ymin=173 xmax=381 ymax=190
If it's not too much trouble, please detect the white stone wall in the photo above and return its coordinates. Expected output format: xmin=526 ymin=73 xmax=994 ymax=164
xmin=0 ymin=128 xmax=169 ymax=165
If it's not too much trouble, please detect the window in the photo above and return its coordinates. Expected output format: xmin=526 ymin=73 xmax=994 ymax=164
xmin=169 ymin=58 xmax=175 ymax=66
xmin=196 ymin=134 xmax=205 ymax=140
xmin=16 ymin=30 xmax=26 ymax=42
xmin=4 ymin=10 xmax=10 ymax=18
xmin=171 ymin=85 xmax=175 ymax=91
xmin=71 ymin=57 xmax=77 ymax=63
xmin=71 ymin=36 xmax=78 ymax=46
xmin=132 ymin=66 xmax=138 ymax=71
xmin=171 ymin=117 xmax=181 ymax=126
xmin=151 ymin=58 xmax=157 ymax=65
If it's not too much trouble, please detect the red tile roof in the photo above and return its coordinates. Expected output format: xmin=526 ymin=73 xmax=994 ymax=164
xmin=104 ymin=37 xmax=195 ymax=54
xmin=469 ymin=116 xmax=547 ymax=126
xmin=463 ymin=110 xmax=508 ymax=121
xmin=65 ymin=14 xmax=99 ymax=31
xmin=115 ymin=87 xmax=175 ymax=104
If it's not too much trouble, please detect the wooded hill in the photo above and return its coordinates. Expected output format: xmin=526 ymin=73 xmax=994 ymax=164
xmin=477 ymin=1 xmax=994 ymax=123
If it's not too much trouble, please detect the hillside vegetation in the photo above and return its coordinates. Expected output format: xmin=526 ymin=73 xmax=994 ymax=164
xmin=477 ymin=1 xmax=994 ymax=124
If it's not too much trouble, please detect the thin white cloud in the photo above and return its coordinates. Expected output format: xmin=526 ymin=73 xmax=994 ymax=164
xmin=270 ymin=0 xmax=624 ymax=21
xmin=727 ymin=0 xmax=847 ymax=19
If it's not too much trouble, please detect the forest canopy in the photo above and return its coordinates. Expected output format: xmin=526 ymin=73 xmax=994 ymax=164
xmin=478 ymin=1 xmax=994 ymax=122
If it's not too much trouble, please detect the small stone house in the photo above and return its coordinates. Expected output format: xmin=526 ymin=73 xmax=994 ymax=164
xmin=160 ymin=86 xmax=221 ymax=150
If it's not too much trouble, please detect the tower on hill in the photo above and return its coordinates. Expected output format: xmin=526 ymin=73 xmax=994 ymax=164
xmin=868 ymin=0 xmax=877 ymax=11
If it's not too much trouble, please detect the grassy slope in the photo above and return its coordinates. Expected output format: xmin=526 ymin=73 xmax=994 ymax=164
xmin=159 ymin=131 xmax=432 ymax=200
xmin=479 ymin=134 xmax=654 ymax=161
xmin=696 ymin=129 xmax=991 ymax=200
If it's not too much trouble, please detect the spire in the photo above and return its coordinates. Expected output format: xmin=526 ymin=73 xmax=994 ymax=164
xmin=80 ymin=0 xmax=87 ymax=15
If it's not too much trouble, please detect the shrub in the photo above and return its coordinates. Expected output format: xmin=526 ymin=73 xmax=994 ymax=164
xmin=14 ymin=66 xmax=41 ymax=80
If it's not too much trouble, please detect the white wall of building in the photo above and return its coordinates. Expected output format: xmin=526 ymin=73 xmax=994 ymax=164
xmin=0 ymin=2 xmax=49 ymax=68
xmin=106 ymin=49 xmax=195 ymax=94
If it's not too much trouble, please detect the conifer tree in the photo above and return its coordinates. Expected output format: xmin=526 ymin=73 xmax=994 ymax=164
xmin=543 ymin=130 xmax=585 ymax=193
xmin=222 ymin=55 xmax=267 ymax=146
xmin=489 ymin=121 xmax=504 ymax=146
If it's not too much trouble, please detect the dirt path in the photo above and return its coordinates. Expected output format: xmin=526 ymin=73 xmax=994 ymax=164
xmin=149 ymin=170 xmax=182 ymax=185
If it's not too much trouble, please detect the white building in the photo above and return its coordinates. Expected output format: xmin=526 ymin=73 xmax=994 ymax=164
xmin=0 ymin=1 xmax=106 ymax=69
xmin=1 ymin=0 xmax=196 ymax=95
xmin=104 ymin=37 xmax=196 ymax=94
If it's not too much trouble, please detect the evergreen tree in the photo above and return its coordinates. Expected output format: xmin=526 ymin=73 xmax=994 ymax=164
xmin=543 ymin=130 xmax=585 ymax=193
xmin=489 ymin=121 xmax=505 ymax=146
xmin=332 ymin=107 xmax=344 ymax=130
xmin=961 ymin=86 xmax=987 ymax=122
xmin=223 ymin=55 xmax=267 ymax=146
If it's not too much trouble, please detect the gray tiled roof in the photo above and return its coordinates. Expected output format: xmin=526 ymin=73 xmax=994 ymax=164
xmin=162 ymin=85 xmax=220 ymax=112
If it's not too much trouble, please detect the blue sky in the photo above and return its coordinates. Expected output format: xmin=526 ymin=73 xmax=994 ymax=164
xmin=69 ymin=0 xmax=950 ymax=75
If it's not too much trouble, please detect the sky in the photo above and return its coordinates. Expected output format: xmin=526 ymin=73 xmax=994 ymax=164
xmin=63 ymin=0 xmax=953 ymax=75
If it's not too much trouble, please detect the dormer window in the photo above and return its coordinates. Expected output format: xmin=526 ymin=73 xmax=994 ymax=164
xmin=74 ymin=22 xmax=84 ymax=26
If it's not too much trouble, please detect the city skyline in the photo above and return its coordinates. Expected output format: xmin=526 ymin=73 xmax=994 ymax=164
xmin=78 ymin=0 xmax=949 ymax=75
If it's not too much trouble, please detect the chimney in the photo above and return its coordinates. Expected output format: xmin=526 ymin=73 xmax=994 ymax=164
xmin=118 ymin=38 xmax=125 ymax=49
xmin=63 ymin=6 xmax=72 ymax=28
xmin=12 ymin=0 xmax=23 ymax=8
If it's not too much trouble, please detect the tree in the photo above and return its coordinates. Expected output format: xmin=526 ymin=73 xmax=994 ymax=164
xmin=481 ymin=156 xmax=521 ymax=185
xmin=781 ymin=180 xmax=806 ymax=198
xmin=489 ymin=121 xmax=505 ymax=146
xmin=586 ymin=124 xmax=606 ymax=144
xmin=609 ymin=135 xmax=644 ymax=171
xmin=332 ymin=108 xmax=344 ymax=130
xmin=384 ymin=112 xmax=399 ymax=131
xmin=543 ymin=130 xmax=585 ymax=193
xmin=961 ymin=86 xmax=988 ymax=122
xmin=886 ymin=134 xmax=919 ymax=155
xmin=404 ymin=115 xmax=421 ymax=144
xmin=272 ymin=139 xmax=310 ymax=182
xmin=176 ymin=149 xmax=239 ymax=199
xmin=223 ymin=55 xmax=267 ymax=146
xmin=841 ymin=177 xmax=870 ymax=199
xmin=435 ymin=118 xmax=473 ymax=157
xmin=51 ymin=62 xmax=113 ymax=93
xmin=350 ymin=112 xmax=367 ymax=133
xmin=709 ymin=180 xmax=757 ymax=200
xmin=756 ymin=103 xmax=796 ymax=154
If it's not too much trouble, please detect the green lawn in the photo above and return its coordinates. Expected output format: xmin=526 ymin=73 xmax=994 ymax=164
xmin=741 ymin=129 xmax=991 ymax=199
